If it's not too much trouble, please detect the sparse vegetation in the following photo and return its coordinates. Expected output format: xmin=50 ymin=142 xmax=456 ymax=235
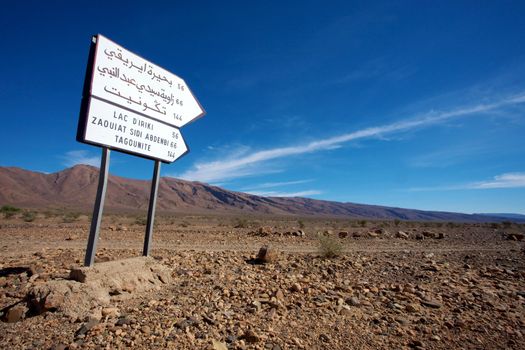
xmin=317 ymin=234 xmax=343 ymax=258
xmin=359 ymin=220 xmax=367 ymax=228
xmin=502 ymin=221 xmax=513 ymax=229
xmin=393 ymin=219 xmax=401 ymax=226
xmin=1 ymin=205 xmax=21 ymax=219
xmin=22 ymin=210 xmax=36 ymax=222
xmin=234 ymin=218 xmax=250 ymax=228
xmin=298 ymin=220 xmax=305 ymax=229
xmin=62 ymin=212 xmax=81 ymax=223
xmin=134 ymin=216 xmax=147 ymax=226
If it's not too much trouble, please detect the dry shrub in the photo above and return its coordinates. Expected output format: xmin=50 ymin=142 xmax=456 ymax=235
xmin=317 ymin=234 xmax=343 ymax=258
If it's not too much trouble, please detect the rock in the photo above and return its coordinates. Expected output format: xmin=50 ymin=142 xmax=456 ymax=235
xmin=409 ymin=339 xmax=425 ymax=348
xmin=5 ymin=304 xmax=28 ymax=323
xmin=421 ymin=299 xmax=442 ymax=309
xmin=116 ymin=316 xmax=132 ymax=326
xmin=242 ymin=329 xmax=260 ymax=343
xmin=101 ymin=307 xmax=119 ymax=318
xmin=291 ymin=283 xmax=302 ymax=292
xmin=338 ymin=231 xmax=349 ymax=238
xmin=297 ymin=229 xmax=306 ymax=237
xmin=212 ymin=339 xmax=228 ymax=350
xmin=405 ymin=304 xmax=419 ymax=313
xmin=75 ymin=318 xmax=99 ymax=337
xmin=415 ymin=233 xmax=424 ymax=240
xmin=69 ymin=256 xmax=172 ymax=291
xmin=319 ymin=333 xmax=330 ymax=342
xmin=51 ymin=344 xmax=68 ymax=350
xmin=257 ymin=226 xmax=273 ymax=236
xmin=368 ymin=232 xmax=379 ymax=238
xmin=506 ymin=233 xmax=524 ymax=241
xmin=141 ymin=325 xmax=151 ymax=334
xmin=27 ymin=257 xmax=172 ymax=321
xmin=275 ymin=289 xmax=284 ymax=300
xmin=436 ymin=232 xmax=445 ymax=239
xmin=352 ymin=231 xmax=362 ymax=238
xmin=422 ymin=230 xmax=436 ymax=238
xmin=347 ymin=297 xmax=360 ymax=306
xmin=256 ymin=245 xmax=278 ymax=264
xmin=397 ymin=231 xmax=409 ymax=239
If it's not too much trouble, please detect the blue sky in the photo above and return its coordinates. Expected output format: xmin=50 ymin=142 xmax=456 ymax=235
xmin=1 ymin=1 xmax=524 ymax=214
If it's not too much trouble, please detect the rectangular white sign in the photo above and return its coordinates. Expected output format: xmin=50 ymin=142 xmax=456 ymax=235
xmin=89 ymin=35 xmax=204 ymax=128
xmin=81 ymin=97 xmax=188 ymax=163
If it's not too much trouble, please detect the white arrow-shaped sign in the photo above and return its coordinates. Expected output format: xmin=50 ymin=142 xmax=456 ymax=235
xmin=89 ymin=34 xmax=205 ymax=128
xmin=81 ymin=97 xmax=189 ymax=163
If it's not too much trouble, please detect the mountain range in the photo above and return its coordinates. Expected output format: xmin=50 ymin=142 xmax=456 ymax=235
xmin=0 ymin=165 xmax=521 ymax=222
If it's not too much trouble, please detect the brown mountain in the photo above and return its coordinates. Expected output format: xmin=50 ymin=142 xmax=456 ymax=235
xmin=0 ymin=165 xmax=515 ymax=222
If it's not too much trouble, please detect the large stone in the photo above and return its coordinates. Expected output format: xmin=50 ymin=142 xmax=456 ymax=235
xmin=256 ymin=245 xmax=278 ymax=264
xmin=27 ymin=257 xmax=172 ymax=321
xmin=396 ymin=231 xmax=409 ymax=239
xmin=5 ymin=304 xmax=28 ymax=323
xmin=257 ymin=226 xmax=273 ymax=236
xmin=69 ymin=256 xmax=171 ymax=295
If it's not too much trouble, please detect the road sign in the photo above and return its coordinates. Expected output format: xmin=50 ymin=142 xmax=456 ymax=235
xmin=80 ymin=97 xmax=188 ymax=163
xmin=77 ymin=34 xmax=205 ymax=266
xmin=88 ymin=35 xmax=204 ymax=128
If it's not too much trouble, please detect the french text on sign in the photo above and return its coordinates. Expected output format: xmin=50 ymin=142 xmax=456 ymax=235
xmin=90 ymin=34 xmax=205 ymax=128
xmin=82 ymin=98 xmax=188 ymax=163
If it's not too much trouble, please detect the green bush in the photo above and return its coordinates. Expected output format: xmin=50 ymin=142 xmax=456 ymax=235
xmin=317 ymin=235 xmax=343 ymax=258
xmin=1 ymin=205 xmax=21 ymax=219
xmin=359 ymin=220 xmax=367 ymax=228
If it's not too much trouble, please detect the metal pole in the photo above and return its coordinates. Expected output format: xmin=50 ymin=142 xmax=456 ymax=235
xmin=143 ymin=160 xmax=161 ymax=256
xmin=84 ymin=147 xmax=110 ymax=266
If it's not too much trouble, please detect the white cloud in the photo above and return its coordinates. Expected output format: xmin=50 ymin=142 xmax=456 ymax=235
xmin=241 ymin=179 xmax=314 ymax=190
xmin=468 ymin=172 xmax=525 ymax=189
xmin=62 ymin=150 xmax=100 ymax=167
xmin=407 ymin=172 xmax=525 ymax=191
xmin=245 ymin=189 xmax=322 ymax=198
xmin=176 ymin=92 xmax=525 ymax=183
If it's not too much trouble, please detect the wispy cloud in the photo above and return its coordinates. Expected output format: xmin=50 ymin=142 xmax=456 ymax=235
xmin=469 ymin=172 xmax=525 ymax=189
xmin=177 ymin=92 xmax=525 ymax=183
xmin=62 ymin=150 xmax=100 ymax=167
xmin=408 ymin=144 xmax=490 ymax=168
xmin=408 ymin=172 xmax=525 ymax=191
xmin=245 ymin=189 xmax=322 ymax=198
xmin=241 ymin=179 xmax=314 ymax=190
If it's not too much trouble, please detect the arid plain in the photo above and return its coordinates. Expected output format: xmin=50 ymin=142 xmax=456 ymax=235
xmin=1 ymin=214 xmax=524 ymax=349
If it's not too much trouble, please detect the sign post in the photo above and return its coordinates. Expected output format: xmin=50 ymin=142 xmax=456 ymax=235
xmin=143 ymin=160 xmax=161 ymax=256
xmin=77 ymin=34 xmax=205 ymax=266
xmin=84 ymin=147 xmax=110 ymax=266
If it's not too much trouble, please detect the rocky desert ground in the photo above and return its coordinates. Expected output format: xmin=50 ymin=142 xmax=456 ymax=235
xmin=1 ymin=213 xmax=524 ymax=349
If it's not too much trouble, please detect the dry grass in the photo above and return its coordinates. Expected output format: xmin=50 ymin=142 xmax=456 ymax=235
xmin=317 ymin=234 xmax=343 ymax=258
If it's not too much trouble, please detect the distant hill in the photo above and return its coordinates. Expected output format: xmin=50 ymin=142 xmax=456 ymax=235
xmin=0 ymin=165 xmax=521 ymax=222
xmin=476 ymin=213 xmax=525 ymax=221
